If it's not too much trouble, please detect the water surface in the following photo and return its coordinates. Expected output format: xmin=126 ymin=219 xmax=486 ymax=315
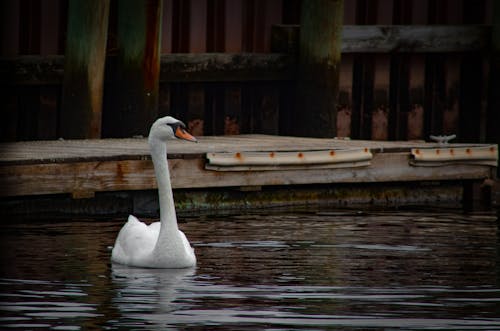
xmin=1 ymin=210 xmax=499 ymax=330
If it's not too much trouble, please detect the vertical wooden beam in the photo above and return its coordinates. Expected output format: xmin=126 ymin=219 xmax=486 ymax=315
xmin=187 ymin=83 xmax=205 ymax=136
xmin=225 ymin=0 xmax=242 ymax=52
xmin=407 ymin=55 xmax=425 ymax=140
xmin=190 ymin=0 xmax=207 ymax=53
xmin=351 ymin=0 xmax=377 ymax=140
xmin=458 ymin=0 xmax=485 ymax=143
xmin=224 ymin=85 xmax=242 ymax=135
xmin=389 ymin=0 xmax=411 ymax=140
xmin=337 ymin=56 xmax=353 ymax=138
xmin=371 ymin=54 xmax=390 ymax=141
xmin=371 ymin=0 xmax=392 ymax=141
xmin=242 ymin=0 xmax=255 ymax=52
xmin=60 ymin=0 xmax=110 ymax=139
xmin=206 ymin=0 xmax=225 ymax=52
xmin=296 ymin=0 xmax=343 ymax=137
xmin=424 ymin=54 xmax=445 ymax=138
xmin=1 ymin=0 xmax=20 ymax=56
xmin=172 ymin=0 xmax=190 ymax=53
xmin=114 ymin=0 xmax=163 ymax=137
xmin=282 ymin=0 xmax=301 ymax=24
xmin=487 ymin=0 xmax=500 ymax=152
xmin=443 ymin=56 xmax=460 ymax=136
xmin=19 ymin=0 xmax=41 ymax=55
xmin=405 ymin=1 xmax=427 ymax=141
xmin=205 ymin=83 xmax=225 ymax=135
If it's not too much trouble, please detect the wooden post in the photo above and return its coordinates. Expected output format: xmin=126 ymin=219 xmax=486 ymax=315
xmin=296 ymin=0 xmax=343 ymax=137
xmin=114 ymin=0 xmax=163 ymax=137
xmin=487 ymin=0 xmax=500 ymax=156
xmin=60 ymin=0 xmax=110 ymax=139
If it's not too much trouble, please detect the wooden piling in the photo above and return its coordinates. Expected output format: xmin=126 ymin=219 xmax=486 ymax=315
xmin=488 ymin=0 xmax=500 ymax=158
xmin=60 ymin=0 xmax=110 ymax=139
xmin=113 ymin=0 xmax=163 ymax=137
xmin=296 ymin=0 xmax=343 ymax=137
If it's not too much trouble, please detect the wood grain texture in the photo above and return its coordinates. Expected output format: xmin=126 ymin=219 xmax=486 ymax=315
xmin=0 ymin=135 xmax=495 ymax=198
xmin=2 ymin=26 xmax=490 ymax=86
xmin=60 ymin=0 xmax=110 ymax=139
xmin=0 ymin=135 xmax=492 ymax=165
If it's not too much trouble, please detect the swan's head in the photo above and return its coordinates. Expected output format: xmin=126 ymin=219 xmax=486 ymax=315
xmin=149 ymin=116 xmax=197 ymax=143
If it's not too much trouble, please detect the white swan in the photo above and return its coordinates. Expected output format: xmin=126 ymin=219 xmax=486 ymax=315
xmin=111 ymin=116 xmax=197 ymax=268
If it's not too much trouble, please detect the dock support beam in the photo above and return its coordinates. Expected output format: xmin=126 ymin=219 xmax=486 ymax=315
xmin=60 ymin=0 xmax=110 ymax=139
xmin=488 ymin=0 xmax=500 ymax=174
xmin=113 ymin=0 xmax=163 ymax=137
xmin=295 ymin=0 xmax=343 ymax=137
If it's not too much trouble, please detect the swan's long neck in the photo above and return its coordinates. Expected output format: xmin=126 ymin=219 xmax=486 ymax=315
xmin=150 ymin=138 xmax=178 ymax=233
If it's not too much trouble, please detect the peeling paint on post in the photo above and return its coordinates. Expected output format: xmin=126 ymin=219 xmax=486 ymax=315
xmin=60 ymin=0 xmax=110 ymax=139
xmin=296 ymin=0 xmax=343 ymax=138
xmin=115 ymin=0 xmax=163 ymax=137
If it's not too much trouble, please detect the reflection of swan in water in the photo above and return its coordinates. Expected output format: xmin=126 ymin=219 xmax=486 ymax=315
xmin=111 ymin=116 xmax=197 ymax=268
xmin=111 ymin=264 xmax=196 ymax=324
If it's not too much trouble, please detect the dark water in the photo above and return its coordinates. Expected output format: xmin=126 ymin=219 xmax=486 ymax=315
xmin=1 ymin=209 xmax=499 ymax=330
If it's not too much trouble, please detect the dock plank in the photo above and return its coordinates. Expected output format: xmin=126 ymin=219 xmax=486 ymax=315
xmin=0 ymin=134 xmax=485 ymax=165
xmin=0 ymin=135 xmax=496 ymax=199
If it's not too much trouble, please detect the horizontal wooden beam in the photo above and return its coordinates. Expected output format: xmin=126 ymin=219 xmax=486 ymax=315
xmin=159 ymin=53 xmax=294 ymax=82
xmin=0 ymin=153 xmax=493 ymax=198
xmin=341 ymin=25 xmax=490 ymax=53
xmin=1 ymin=53 xmax=294 ymax=86
xmin=1 ymin=25 xmax=490 ymax=85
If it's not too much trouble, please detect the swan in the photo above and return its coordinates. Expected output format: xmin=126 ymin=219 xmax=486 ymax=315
xmin=111 ymin=116 xmax=197 ymax=268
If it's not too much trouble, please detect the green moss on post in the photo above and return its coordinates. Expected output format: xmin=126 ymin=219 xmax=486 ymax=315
xmin=60 ymin=0 xmax=110 ymax=139
xmin=296 ymin=0 xmax=343 ymax=137
xmin=114 ymin=0 xmax=163 ymax=137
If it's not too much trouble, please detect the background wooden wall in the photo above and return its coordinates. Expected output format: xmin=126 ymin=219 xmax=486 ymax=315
xmin=0 ymin=0 xmax=496 ymax=145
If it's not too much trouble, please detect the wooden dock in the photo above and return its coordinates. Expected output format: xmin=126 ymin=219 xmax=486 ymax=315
xmin=0 ymin=135 xmax=497 ymax=216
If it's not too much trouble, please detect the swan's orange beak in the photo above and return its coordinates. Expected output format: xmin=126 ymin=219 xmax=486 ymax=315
xmin=175 ymin=126 xmax=198 ymax=142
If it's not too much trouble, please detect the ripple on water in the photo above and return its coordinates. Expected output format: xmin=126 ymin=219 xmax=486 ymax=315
xmin=0 ymin=210 xmax=499 ymax=330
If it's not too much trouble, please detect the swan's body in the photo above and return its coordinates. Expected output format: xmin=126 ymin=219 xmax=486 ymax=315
xmin=111 ymin=116 xmax=197 ymax=268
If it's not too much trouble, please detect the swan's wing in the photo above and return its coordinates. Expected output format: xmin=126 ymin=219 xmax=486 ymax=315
xmin=111 ymin=215 xmax=159 ymax=265
xmin=178 ymin=229 xmax=196 ymax=258
xmin=148 ymin=221 xmax=161 ymax=232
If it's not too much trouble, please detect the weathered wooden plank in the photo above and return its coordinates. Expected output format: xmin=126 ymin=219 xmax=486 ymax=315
xmin=60 ymin=0 xmax=110 ymax=139
xmin=160 ymin=53 xmax=294 ymax=82
xmin=0 ymin=160 xmax=156 ymax=197
xmin=0 ymin=55 xmax=64 ymax=85
xmin=277 ymin=24 xmax=491 ymax=53
xmin=170 ymin=154 xmax=494 ymax=188
xmin=341 ymin=25 xmax=490 ymax=53
xmin=0 ymin=151 xmax=494 ymax=198
xmin=2 ymin=26 xmax=490 ymax=86
xmin=1 ymin=54 xmax=289 ymax=85
xmin=1 ymin=134 xmax=495 ymax=172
